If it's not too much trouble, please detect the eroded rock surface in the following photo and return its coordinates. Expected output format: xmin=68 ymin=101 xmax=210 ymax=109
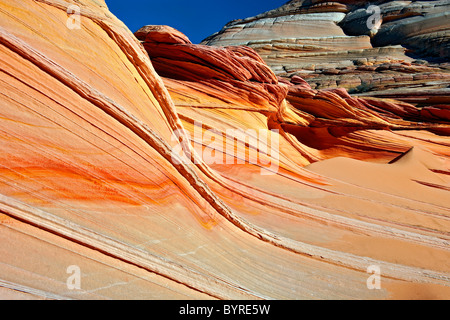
xmin=0 ymin=0 xmax=449 ymax=300
xmin=202 ymin=0 xmax=450 ymax=104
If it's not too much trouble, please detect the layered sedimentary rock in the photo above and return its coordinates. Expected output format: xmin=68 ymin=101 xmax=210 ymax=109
xmin=202 ymin=0 xmax=450 ymax=104
xmin=137 ymin=25 xmax=450 ymax=299
xmin=0 ymin=0 xmax=449 ymax=301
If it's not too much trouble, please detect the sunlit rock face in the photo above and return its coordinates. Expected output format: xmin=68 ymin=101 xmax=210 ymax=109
xmin=202 ymin=0 xmax=450 ymax=105
xmin=0 ymin=0 xmax=450 ymax=300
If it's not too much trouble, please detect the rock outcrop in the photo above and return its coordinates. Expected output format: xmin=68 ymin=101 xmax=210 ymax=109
xmin=202 ymin=0 xmax=450 ymax=104
xmin=0 ymin=0 xmax=449 ymax=300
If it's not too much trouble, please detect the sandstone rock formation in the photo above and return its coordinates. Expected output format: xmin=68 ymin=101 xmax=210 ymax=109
xmin=0 ymin=0 xmax=449 ymax=300
xmin=202 ymin=0 xmax=450 ymax=105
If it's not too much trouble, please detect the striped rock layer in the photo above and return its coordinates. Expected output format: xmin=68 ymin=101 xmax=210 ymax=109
xmin=202 ymin=0 xmax=450 ymax=105
xmin=0 ymin=0 xmax=449 ymax=300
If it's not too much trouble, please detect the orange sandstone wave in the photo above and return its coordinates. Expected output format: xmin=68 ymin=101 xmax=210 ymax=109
xmin=0 ymin=0 xmax=449 ymax=300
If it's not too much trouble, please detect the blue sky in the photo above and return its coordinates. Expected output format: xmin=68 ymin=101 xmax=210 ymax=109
xmin=106 ymin=0 xmax=287 ymax=44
